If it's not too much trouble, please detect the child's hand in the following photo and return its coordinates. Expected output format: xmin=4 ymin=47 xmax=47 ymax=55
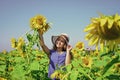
xmin=67 ymin=45 xmax=72 ymax=52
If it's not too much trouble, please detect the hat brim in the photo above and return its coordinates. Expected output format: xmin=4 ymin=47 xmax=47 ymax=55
xmin=51 ymin=36 xmax=59 ymax=45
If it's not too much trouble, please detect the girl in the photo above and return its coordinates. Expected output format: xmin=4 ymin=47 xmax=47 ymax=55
xmin=38 ymin=30 xmax=72 ymax=79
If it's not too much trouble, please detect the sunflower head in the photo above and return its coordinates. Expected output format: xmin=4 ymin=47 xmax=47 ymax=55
xmin=75 ymin=41 xmax=85 ymax=50
xmin=84 ymin=13 xmax=120 ymax=52
xmin=30 ymin=15 xmax=51 ymax=34
xmin=82 ymin=56 xmax=93 ymax=68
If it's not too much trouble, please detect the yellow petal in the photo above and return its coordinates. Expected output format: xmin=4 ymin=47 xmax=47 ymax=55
xmin=100 ymin=39 xmax=104 ymax=52
xmin=100 ymin=18 xmax=107 ymax=27
xmin=91 ymin=18 xmax=99 ymax=24
xmin=108 ymin=19 xmax=114 ymax=29
xmin=114 ymin=13 xmax=120 ymax=22
xmin=85 ymin=33 xmax=93 ymax=40
xmin=89 ymin=36 xmax=99 ymax=46
xmin=84 ymin=23 xmax=96 ymax=32
xmin=100 ymin=18 xmax=108 ymax=34
xmin=118 ymin=21 xmax=120 ymax=29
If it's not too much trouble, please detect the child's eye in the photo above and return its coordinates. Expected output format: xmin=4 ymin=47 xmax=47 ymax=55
xmin=61 ymin=40 xmax=64 ymax=43
xmin=57 ymin=39 xmax=64 ymax=43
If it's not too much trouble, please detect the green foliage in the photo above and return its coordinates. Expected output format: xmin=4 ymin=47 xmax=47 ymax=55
xmin=0 ymin=50 xmax=49 ymax=80
xmin=1 ymin=47 xmax=120 ymax=80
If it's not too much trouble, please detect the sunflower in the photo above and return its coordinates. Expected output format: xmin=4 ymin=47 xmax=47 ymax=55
xmin=75 ymin=41 xmax=85 ymax=50
xmin=84 ymin=13 xmax=120 ymax=52
xmin=50 ymin=70 xmax=64 ymax=79
xmin=11 ymin=38 xmax=16 ymax=48
xmin=71 ymin=41 xmax=85 ymax=58
xmin=2 ymin=50 xmax=7 ymax=54
xmin=30 ymin=15 xmax=46 ymax=29
xmin=0 ymin=77 xmax=7 ymax=80
xmin=82 ymin=56 xmax=93 ymax=68
xmin=16 ymin=37 xmax=25 ymax=51
xmin=71 ymin=48 xmax=81 ymax=58
xmin=30 ymin=15 xmax=51 ymax=34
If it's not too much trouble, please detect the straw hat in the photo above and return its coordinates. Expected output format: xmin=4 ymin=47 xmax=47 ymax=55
xmin=51 ymin=33 xmax=69 ymax=45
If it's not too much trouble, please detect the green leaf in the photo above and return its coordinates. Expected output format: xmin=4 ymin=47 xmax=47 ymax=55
xmin=11 ymin=63 xmax=26 ymax=80
xmin=26 ymin=33 xmax=32 ymax=42
xmin=106 ymin=74 xmax=120 ymax=80
xmin=69 ymin=71 xmax=78 ymax=80
xmin=30 ymin=61 xmax=39 ymax=70
xmin=102 ymin=55 xmax=119 ymax=75
xmin=66 ymin=64 xmax=72 ymax=71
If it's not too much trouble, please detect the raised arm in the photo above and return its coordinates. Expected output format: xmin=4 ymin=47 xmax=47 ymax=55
xmin=38 ymin=30 xmax=50 ymax=57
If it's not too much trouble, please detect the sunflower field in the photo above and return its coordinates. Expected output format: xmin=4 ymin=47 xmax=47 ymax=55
xmin=0 ymin=14 xmax=120 ymax=80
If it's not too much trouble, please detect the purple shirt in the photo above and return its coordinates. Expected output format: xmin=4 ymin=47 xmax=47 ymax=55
xmin=48 ymin=50 xmax=66 ymax=78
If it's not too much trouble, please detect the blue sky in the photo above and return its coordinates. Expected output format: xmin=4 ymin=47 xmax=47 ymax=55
xmin=0 ymin=0 xmax=120 ymax=51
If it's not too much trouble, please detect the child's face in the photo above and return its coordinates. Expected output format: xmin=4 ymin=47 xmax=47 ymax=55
xmin=55 ymin=37 xmax=66 ymax=48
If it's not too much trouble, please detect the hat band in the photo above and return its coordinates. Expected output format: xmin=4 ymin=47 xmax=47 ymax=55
xmin=60 ymin=35 xmax=69 ymax=43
